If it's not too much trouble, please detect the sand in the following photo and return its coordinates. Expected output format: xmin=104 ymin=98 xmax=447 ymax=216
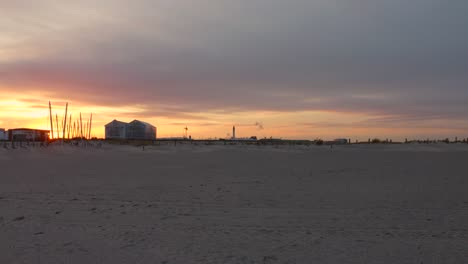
xmin=1 ymin=143 xmax=468 ymax=263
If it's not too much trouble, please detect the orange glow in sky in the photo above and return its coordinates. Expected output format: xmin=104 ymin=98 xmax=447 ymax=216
xmin=1 ymin=89 xmax=466 ymax=141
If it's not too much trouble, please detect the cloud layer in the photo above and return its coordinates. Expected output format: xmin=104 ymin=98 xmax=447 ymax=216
xmin=1 ymin=0 xmax=468 ymax=136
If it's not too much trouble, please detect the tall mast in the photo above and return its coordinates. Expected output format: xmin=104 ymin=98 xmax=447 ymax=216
xmin=85 ymin=121 xmax=88 ymax=140
xmin=79 ymin=112 xmax=83 ymax=139
xmin=68 ymin=114 xmax=72 ymax=139
xmin=73 ymin=121 xmax=76 ymax=138
xmin=55 ymin=114 xmax=59 ymax=139
xmin=49 ymin=101 xmax=54 ymax=139
xmin=62 ymin=102 xmax=68 ymax=141
xmin=88 ymin=113 xmax=93 ymax=140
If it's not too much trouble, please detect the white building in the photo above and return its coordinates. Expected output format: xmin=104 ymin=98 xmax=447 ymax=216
xmin=105 ymin=120 xmax=156 ymax=140
xmin=105 ymin=120 xmax=128 ymax=139
xmin=127 ymin=120 xmax=157 ymax=140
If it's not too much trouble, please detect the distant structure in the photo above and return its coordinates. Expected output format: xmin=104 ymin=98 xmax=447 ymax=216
xmin=105 ymin=119 xmax=156 ymax=140
xmin=333 ymin=138 xmax=349 ymax=144
xmin=0 ymin=128 xmax=7 ymax=141
xmin=226 ymin=125 xmax=257 ymax=141
xmin=7 ymin=128 xmax=50 ymax=142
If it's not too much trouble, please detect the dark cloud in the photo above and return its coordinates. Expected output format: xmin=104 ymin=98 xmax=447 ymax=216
xmin=1 ymin=0 xmax=467 ymax=123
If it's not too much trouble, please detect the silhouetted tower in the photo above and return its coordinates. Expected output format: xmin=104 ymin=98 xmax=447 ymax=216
xmin=232 ymin=126 xmax=236 ymax=139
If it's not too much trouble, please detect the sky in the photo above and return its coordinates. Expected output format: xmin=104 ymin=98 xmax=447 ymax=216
xmin=1 ymin=0 xmax=467 ymax=140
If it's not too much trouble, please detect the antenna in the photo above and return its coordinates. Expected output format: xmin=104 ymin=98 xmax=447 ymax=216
xmin=184 ymin=126 xmax=188 ymax=139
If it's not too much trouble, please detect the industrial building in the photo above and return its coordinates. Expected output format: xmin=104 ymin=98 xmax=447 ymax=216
xmin=7 ymin=128 xmax=50 ymax=141
xmin=105 ymin=120 xmax=156 ymax=140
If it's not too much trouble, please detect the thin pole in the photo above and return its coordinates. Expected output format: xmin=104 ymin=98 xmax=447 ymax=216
xmin=80 ymin=113 xmax=83 ymax=139
xmin=88 ymin=113 xmax=93 ymax=140
xmin=49 ymin=101 xmax=54 ymax=139
xmin=73 ymin=121 xmax=76 ymax=138
xmin=85 ymin=121 xmax=88 ymax=140
xmin=62 ymin=102 xmax=68 ymax=142
xmin=87 ymin=117 xmax=90 ymax=139
xmin=68 ymin=114 xmax=72 ymax=139
xmin=55 ymin=114 xmax=59 ymax=139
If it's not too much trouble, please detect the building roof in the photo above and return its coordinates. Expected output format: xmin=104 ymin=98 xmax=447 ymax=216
xmin=129 ymin=119 xmax=155 ymax=128
xmin=105 ymin=119 xmax=156 ymax=128
xmin=9 ymin=128 xmax=50 ymax=132
xmin=105 ymin=119 xmax=128 ymax=127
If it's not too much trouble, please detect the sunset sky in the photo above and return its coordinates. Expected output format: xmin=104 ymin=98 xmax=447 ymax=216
xmin=1 ymin=1 xmax=467 ymax=140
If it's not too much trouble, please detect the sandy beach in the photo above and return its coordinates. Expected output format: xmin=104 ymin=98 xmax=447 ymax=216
xmin=1 ymin=143 xmax=468 ymax=263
